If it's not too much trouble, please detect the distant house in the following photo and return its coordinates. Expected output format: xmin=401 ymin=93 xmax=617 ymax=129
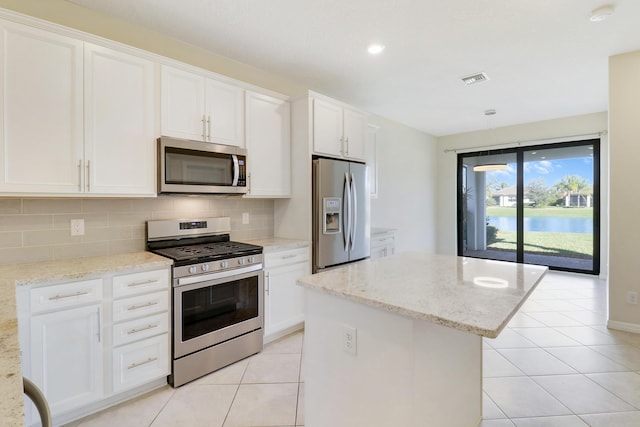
xmin=564 ymin=193 xmax=592 ymax=207
xmin=492 ymin=186 xmax=532 ymax=207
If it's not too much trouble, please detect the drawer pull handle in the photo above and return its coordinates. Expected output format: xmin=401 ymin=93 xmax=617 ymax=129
xmin=48 ymin=290 xmax=90 ymax=301
xmin=127 ymin=301 xmax=159 ymax=311
xmin=127 ymin=323 xmax=159 ymax=335
xmin=281 ymin=254 xmax=297 ymax=259
xmin=128 ymin=357 xmax=158 ymax=370
xmin=127 ymin=279 xmax=159 ymax=288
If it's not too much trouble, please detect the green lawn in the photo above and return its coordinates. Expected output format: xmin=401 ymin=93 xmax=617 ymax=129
xmin=488 ymin=230 xmax=593 ymax=259
xmin=487 ymin=206 xmax=593 ymax=218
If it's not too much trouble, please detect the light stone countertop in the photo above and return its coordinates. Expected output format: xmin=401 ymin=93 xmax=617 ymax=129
xmin=297 ymin=252 xmax=547 ymax=338
xmin=243 ymin=237 xmax=310 ymax=253
xmin=0 ymin=252 xmax=173 ymax=427
xmin=371 ymin=227 xmax=397 ymax=235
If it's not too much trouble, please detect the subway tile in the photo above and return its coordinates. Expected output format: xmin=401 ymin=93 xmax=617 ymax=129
xmin=82 ymin=199 xmax=133 ymax=213
xmin=0 ymin=214 xmax=53 ymax=232
xmin=0 ymin=246 xmax=52 ymax=265
xmin=23 ymin=229 xmax=80 ymax=246
xmin=53 ymin=242 xmax=109 ymax=260
xmin=0 ymin=231 xmax=22 ymax=248
xmin=0 ymin=199 xmax=22 ymax=214
xmin=108 ymin=239 xmax=146 ymax=254
xmin=23 ymin=198 xmax=82 ymax=214
xmin=107 ymin=212 xmax=150 ymax=227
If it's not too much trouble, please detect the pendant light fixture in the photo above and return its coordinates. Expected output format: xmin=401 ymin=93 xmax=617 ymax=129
xmin=473 ymin=109 xmax=508 ymax=172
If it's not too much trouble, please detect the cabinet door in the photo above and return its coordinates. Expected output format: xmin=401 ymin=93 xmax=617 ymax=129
xmin=0 ymin=22 xmax=83 ymax=193
xmin=30 ymin=304 xmax=103 ymax=416
xmin=342 ymin=107 xmax=367 ymax=160
xmin=204 ymin=78 xmax=244 ymax=146
xmin=85 ymin=44 xmax=156 ymax=195
xmin=245 ymin=91 xmax=290 ymax=197
xmin=265 ymin=262 xmax=307 ymax=339
xmin=312 ymin=98 xmax=343 ymax=157
xmin=161 ymin=65 xmax=206 ymax=141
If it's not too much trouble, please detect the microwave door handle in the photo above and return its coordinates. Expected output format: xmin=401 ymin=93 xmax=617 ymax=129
xmin=343 ymin=172 xmax=350 ymax=252
xmin=232 ymin=155 xmax=240 ymax=186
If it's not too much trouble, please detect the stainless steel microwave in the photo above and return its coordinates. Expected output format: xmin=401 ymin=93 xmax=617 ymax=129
xmin=158 ymin=137 xmax=247 ymax=195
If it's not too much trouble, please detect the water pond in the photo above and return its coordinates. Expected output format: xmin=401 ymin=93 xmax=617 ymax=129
xmin=487 ymin=216 xmax=593 ymax=234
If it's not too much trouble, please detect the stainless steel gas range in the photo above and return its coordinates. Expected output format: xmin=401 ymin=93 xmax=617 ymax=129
xmin=146 ymin=217 xmax=264 ymax=387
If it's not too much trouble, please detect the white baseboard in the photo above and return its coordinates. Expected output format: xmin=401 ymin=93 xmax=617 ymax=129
xmin=607 ymin=320 xmax=640 ymax=334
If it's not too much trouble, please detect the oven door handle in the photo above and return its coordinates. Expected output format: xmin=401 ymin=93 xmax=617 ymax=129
xmin=176 ymin=264 xmax=263 ymax=286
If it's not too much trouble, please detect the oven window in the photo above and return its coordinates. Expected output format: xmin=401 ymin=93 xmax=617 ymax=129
xmin=181 ymin=276 xmax=258 ymax=341
xmin=165 ymin=147 xmax=233 ymax=186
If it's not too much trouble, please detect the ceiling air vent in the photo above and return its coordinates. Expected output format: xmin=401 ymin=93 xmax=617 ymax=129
xmin=461 ymin=72 xmax=490 ymax=85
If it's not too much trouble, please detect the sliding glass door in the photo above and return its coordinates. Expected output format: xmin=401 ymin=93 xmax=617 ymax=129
xmin=457 ymin=139 xmax=600 ymax=274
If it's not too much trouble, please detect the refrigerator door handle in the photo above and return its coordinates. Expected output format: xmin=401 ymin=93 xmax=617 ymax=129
xmin=343 ymin=172 xmax=351 ymax=251
xmin=350 ymin=172 xmax=358 ymax=251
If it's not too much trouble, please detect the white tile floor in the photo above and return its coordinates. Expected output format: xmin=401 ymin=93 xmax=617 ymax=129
xmin=481 ymin=271 xmax=640 ymax=427
xmin=67 ymin=271 xmax=640 ymax=427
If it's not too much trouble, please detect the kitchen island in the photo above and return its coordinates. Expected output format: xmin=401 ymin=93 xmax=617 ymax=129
xmin=297 ymin=252 xmax=547 ymax=427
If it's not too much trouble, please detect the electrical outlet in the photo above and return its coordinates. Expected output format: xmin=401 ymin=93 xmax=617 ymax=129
xmin=242 ymin=212 xmax=250 ymax=225
xmin=342 ymin=325 xmax=357 ymax=355
xmin=70 ymin=219 xmax=85 ymax=236
xmin=626 ymin=291 xmax=638 ymax=305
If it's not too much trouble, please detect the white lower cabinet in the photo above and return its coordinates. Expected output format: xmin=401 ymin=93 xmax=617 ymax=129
xmin=370 ymin=229 xmax=396 ymax=259
xmin=17 ymin=266 xmax=170 ymax=426
xmin=30 ymin=303 xmax=104 ymax=416
xmin=112 ymin=334 xmax=169 ymax=394
xmin=264 ymin=247 xmax=309 ymax=342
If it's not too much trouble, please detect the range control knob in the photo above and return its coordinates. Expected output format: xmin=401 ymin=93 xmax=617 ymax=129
xmin=248 ymin=256 xmax=255 ymax=263
xmin=201 ymin=264 xmax=210 ymax=272
xmin=238 ymin=258 xmax=246 ymax=265
xmin=188 ymin=266 xmax=197 ymax=274
xmin=220 ymin=261 xmax=229 ymax=269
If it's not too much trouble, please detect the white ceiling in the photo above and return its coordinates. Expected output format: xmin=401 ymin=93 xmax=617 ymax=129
xmin=67 ymin=0 xmax=640 ymax=136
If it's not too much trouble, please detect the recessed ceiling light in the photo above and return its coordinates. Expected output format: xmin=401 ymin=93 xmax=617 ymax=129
xmin=590 ymin=5 xmax=615 ymax=22
xmin=367 ymin=44 xmax=385 ymax=55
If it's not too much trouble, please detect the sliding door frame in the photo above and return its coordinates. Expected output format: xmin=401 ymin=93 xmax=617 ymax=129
xmin=457 ymin=138 xmax=600 ymax=275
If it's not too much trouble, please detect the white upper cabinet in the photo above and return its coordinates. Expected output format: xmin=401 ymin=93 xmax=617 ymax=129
xmin=342 ymin=107 xmax=367 ymax=160
xmin=161 ymin=65 xmax=244 ymax=147
xmin=0 ymin=22 xmax=84 ymax=193
xmin=205 ymin=78 xmax=244 ymax=146
xmin=244 ymin=91 xmax=291 ymax=197
xmin=0 ymin=20 xmax=157 ymax=196
xmin=84 ymin=43 xmax=156 ymax=195
xmin=312 ymin=97 xmax=367 ymax=161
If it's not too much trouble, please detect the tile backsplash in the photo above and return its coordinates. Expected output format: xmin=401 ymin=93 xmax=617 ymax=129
xmin=0 ymin=196 xmax=274 ymax=266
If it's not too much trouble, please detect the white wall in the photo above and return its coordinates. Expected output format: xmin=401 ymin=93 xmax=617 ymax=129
xmin=435 ymin=112 xmax=609 ymax=278
xmin=608 ymin=51 xmax=640 ymax=331
xmin=369 ymin=115 xmax=438 ymax=253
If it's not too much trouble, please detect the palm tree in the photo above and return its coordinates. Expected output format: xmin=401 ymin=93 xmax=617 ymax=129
xmin=554 ymin=175 xmax=588 ymax=207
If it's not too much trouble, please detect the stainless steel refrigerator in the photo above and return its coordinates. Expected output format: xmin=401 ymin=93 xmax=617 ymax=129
xmin=313 ymin=157 xmax=370 ymax=272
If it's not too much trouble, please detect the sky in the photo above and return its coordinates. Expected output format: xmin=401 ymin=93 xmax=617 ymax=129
xmin=487 ymin=156 xmax=594 ymax=188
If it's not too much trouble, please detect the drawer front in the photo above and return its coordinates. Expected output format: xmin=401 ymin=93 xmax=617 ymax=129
xmin=112 ymin=290 xmax=169 ymax=323
xmin=371 ymin=235 xmax=395 ymax=249
xmin=113 ymin=269 xmax=169 ymax=299
xmin=112 ymin=334 xmax=169 ymax=393
xmin=30 ymin=278 xmax=103 ymax=314
xmin=265 ymin=247 xmax=310 ymax=269
xmin=113 ymin=312 xmax=169 ymax=347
